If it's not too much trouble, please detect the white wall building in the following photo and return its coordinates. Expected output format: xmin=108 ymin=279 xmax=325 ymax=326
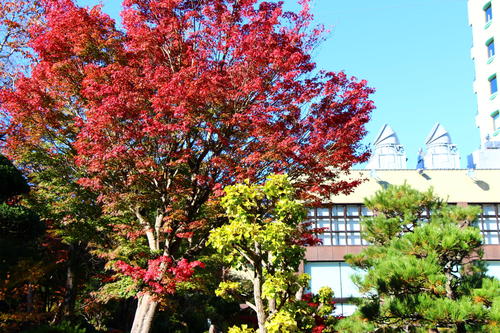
xmin=365 ymin=124 xmax=406 ymax=170
xmin=302 ymin=2 xmax=500 ymax=316
xmin=304 ymin=170 xmax=500 ymax=316
xmin=468 ymin=0 xmax=500 ymax=167
xmin=422 ymin=123 xmax=460 ymax=169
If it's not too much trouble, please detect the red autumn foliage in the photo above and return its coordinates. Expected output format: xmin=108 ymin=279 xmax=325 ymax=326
xmin=116 ymin=256 xmax=204 ymax=294
xmin=302 ymin=292 xmax=342 ymax=333
xmin=1 ymin=0 xmax=373 ymax=329
xmin=0 ymin=0 xmax=43 ymax=89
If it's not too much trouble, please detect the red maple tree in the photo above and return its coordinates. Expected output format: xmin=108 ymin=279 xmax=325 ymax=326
xmin=2 ymin=0 xmax=374 ymax=331
xmin=0 ymin=0 xmax=43 ymax=88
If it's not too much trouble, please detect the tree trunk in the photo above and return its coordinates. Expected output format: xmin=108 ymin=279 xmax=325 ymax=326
xmin=130 ymin=293 xmax=158 ymax=333
xmin=295 ymin=286 xmax=304 ymax=301
xmin=268 ymin=298 xmax=276 ymax=314
xmin=253 ymin=277 xmax=267 ymax=333
xmin=26 ymin=283 xmax=33 ymax=312
xmin=55 ymin=243 xmax=77 ymax=323
xmin=456 ymin=322 xmax=467 ymax=333
xmin=444 ymin=263 xmax=455 ymax=300
xmin=63 ymin=255 xmax=76 ymax=317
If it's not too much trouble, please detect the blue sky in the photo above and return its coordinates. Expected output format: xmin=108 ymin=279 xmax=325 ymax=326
xmin=78 ymin=0 xmax=477 ymax=168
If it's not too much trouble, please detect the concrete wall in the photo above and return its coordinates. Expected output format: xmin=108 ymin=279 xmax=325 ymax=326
xmin=327 ymin=169 xmax=500 ymax=204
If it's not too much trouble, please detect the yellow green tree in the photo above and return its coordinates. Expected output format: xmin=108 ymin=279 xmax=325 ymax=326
xmin=209 ymin=174 xmax=338 ymax=333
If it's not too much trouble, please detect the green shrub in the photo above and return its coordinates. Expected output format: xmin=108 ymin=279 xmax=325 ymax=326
xmin=22 ymin=321 xmax=87 ymax=333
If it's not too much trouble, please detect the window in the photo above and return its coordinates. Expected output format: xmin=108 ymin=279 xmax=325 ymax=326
xmin=305 ymin=262 xmax=364 ymax=298
xmin=494 ymin=112 xmax=500 ymax=130
xmin=485 ymin=3 xmax=493 ymax=23
xmin=309 ymin=203 xmax=500 ymax=246
xmin=488 ymin=39 xmax=495 ymax=58
xmin=487 ymin=261 xmax=500 ymax=279
xmin=474 ymin=204 xmax=500 ymax=245
xmin=490 ymin=74 xmax=498 ymax=94
xmin=308 ymin=205 xmax=370 ymax=246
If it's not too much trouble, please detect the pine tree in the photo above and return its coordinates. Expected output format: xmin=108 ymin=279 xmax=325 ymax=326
xmin=336 ymin=184 xmax=500 ymax=333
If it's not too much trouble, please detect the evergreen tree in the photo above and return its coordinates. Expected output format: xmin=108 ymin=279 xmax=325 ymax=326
xmin=0 ymin=154 xmax=45 ymax=331
xmin=0 ymin=154 xmax=43 ymax=269
xmin=336 ymin=184 xmax=500 ymax=333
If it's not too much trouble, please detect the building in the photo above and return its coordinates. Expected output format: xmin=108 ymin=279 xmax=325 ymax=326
xmin=422 ymin=123 xmax=460 ymax=169
xmin=303 ymin=168 xmax=500 ymax=315
xmin=364 ymin=124 xmax=406 ymax=170
xmin=468 ymin=0 xmax=500 ymax=167
xmin=302 ymin=1 xmax=500 ymax=315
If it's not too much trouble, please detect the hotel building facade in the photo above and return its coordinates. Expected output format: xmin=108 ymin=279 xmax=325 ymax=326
xmin=304 ymin=1 xmax=500 ymax=315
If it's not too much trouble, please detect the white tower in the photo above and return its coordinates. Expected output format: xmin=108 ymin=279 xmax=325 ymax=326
xmin=366 ymin=124 xmax=407 ymax=170
xmin=422 ymin=123 xmax=460 ymax=169
xmin=468 ymin=0 xmax=500 ymax=168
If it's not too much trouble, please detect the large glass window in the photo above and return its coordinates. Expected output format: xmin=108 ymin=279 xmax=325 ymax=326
xmin=308 ymin=205 xmax=370 ymax=246
xmin=487 ymin=261 xmax=500 ymax=279
xmin=490 ymin=75 xmax=498 ymax=94
xmin=486 ymin=4 xmax=493 ymax=23
xmin=476 ymin=204 xmax=500 ymax=245
xmin=305 ymin=262 xmax=364 ymax=316
xmin=305 ymin=262 xmax=363 ymax=298
xmin=488 ymin=39 xmax=495 ymax=58
xmin=309 ymin=203 xmax=500 ymax=246
xmin=317 ymin=219 xmax=331 ymax=245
